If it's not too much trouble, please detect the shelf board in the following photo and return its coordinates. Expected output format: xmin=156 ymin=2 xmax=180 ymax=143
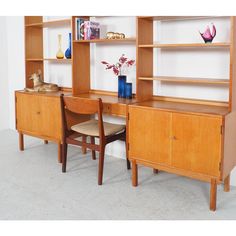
xmin=139 ymin=43 xmax=230 ymax=49
xmin=139 ymin=76 xmax=229 ymax=85
xmin=25 ymin=19 xmax=71 ymax=28
xmin=26 ymin=58 xmax=71 ymax=62
xmin=74 ymin=38 xmax=136 ymax=44
xmin=138 ymin=16 xmax=229 ymax=21
xmin=44 ymin=58 xmax=72 ymax=62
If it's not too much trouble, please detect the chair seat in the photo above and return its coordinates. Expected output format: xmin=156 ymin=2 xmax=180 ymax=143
xmin=71 ymin=120 xmax=125 ymax=137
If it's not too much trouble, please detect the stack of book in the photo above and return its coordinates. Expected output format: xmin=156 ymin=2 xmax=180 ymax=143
xmin=75 ymin=18 xmax=100 ymax=40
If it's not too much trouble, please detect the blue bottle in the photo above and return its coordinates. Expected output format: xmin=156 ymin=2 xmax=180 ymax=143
xmin=65 ymin=33 xmax=72 ymax=59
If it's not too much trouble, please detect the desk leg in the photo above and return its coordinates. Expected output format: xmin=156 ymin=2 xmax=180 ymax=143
xmin=224 ymin=174 xmax=230 ymax=192
xmin=19 ymin=132 xmax=24 ymax=151
xmin=132 ymin=160 xmax=138 ymax=187
xmin=58 ymin=143 xmax=62 ymax=163
xmin=210 ymin=178 xmax=217 ymax=211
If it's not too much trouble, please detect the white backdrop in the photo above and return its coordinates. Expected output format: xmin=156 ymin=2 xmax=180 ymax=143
xmin=2 ymin=16 xmax=236 ymax=185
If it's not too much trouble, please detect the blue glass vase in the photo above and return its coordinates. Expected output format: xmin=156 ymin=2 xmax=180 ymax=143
xmin=65 ymin=33 xmax=72 ymax=59
xmin=125 ymin=82 xmax=132 ymax=99
xmin=118 ymin=75 xmax=126 ymax=98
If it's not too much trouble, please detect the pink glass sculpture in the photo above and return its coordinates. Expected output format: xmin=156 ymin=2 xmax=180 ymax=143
xmin=199 ymin=23 xmax=216 ymax=43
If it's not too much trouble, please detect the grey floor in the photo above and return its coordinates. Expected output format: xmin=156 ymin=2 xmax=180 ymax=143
xmin=1 ymin=130 xmax=236 ymax=220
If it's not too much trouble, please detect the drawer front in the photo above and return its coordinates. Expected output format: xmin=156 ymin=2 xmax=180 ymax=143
xmin=103 ymin=103 xmax=127 ymax=116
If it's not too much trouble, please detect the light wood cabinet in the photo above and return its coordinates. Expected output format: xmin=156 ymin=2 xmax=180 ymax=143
xmin=16 ymin=92 xmax=62 ymax=141
xmin=129 ymin=106 xmax=223 ymax=178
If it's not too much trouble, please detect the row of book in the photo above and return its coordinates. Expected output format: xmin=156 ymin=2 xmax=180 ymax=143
xmin=75 ymin=18 xmax=100 ymax=40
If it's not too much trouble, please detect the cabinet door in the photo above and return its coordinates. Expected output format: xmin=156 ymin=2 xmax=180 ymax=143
xmin=129 ymin=107 xmax=171 ymax=165
xmin=16 ymin=93 xmax=41 ymax=134
xmin=171 ymin=113 xmax=222 ymax=177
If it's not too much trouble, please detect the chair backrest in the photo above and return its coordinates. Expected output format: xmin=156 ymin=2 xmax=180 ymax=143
xmin=60 ymin=94 xmax=105 ymax=140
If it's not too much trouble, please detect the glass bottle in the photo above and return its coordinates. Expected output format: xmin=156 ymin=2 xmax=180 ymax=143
xmin=65 ymin=33 xmax=72 ymax=59
xmin=56 ymin=34 xmax=64 ymax=59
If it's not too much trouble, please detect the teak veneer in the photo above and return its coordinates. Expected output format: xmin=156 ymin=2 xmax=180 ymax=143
xmin=16 ymin=16 xmax=236 ymax=211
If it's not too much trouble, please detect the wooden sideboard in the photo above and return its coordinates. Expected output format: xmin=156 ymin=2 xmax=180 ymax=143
xmin=128 ymin=100 xmax=236 ymax=211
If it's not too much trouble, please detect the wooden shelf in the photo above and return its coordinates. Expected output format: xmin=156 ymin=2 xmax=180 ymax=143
xmin=139 ymin=76 xmax=230 ymax=85
xmin=25 ymin=19 xmax=71 ymax=28
xmin=74 ymin=38 xmax=136 ymax=44
xmin=138 ymin=16 xmax=228 ymax=21
xmin=138 ymin=43 xmax=230 ymax=49
xmin=44 ymin=58 xmax=72 ymax=62
xmin=26 ymin=58 xmax=71 ymax=62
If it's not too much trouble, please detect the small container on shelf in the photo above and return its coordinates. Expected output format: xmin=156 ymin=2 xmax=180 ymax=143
xmin=125 ymin=82 xmax=132 ymax=99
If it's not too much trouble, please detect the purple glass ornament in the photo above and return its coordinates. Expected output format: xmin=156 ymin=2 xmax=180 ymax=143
xmin=199 ymin=23 xmax=216 ymax=43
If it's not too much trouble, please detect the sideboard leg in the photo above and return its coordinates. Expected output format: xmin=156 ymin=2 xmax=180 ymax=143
xmin=58 ymin=143 xmax=62 ymax=163
xmin=210 ymin=178 xmax=217 ymax=211
xmin=132 ymin=161 xmax=138 ymax=187
xmin=44 ymin=140 xmax=48 ymax=144
xmin=153 ymin=169 xmax=159 ymax=174
xmin=224 ymin=174 xmax=230 ymax=192
xmin=19 ymin=132 xmax=24 ymax=151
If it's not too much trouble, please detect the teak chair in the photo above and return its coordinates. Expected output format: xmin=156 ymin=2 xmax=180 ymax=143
xmin=60 ymin=94 xmax=131 ymax=185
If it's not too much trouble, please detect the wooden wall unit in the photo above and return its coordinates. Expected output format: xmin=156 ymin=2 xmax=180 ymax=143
xmin=16 ymin=16 xmax=236 ymax=211
xmin=128 ymin=16 xmax=236 ymax=211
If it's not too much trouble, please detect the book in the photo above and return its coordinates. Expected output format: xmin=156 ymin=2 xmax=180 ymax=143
xmin=84 ymin=21 xmax=100 ymax=40
xmin=75 ymin=18 xmax=85 ymax=40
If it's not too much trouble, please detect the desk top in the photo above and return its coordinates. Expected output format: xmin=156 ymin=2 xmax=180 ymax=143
xmin=130 ymin=100 xmax=229 ymax=117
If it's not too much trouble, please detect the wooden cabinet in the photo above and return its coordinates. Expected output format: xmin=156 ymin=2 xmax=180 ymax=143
xmin=16 ymin=92 xmax=62 ymax=141
xmin=129 ymin=106 xmax=223 ymax=179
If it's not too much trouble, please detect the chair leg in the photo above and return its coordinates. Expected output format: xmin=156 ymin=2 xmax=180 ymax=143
xmin=98 ymin=146 xmax=105 ymax=185
xmin=62 ymin=143 xmax=68 ymax=173
xmin=125 ymin=139 xmax=131 ymax=170
xmin=91 ymin=136 xmax=96 ymax=160
xmin=44 ymin=140 xmax=48 ymax=144
xmin=82 ymin=135 xmax=87 ymax=154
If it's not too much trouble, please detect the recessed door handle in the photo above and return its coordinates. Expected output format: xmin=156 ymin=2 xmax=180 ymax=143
xmin=36 ymin=111 xmax=40 ymax=115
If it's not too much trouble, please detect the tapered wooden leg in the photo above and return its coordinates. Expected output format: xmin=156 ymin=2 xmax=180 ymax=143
xmin=82 ymin=135 xmax=87 ymax=154
xmin=44 ymin=140 xmax=48 ymax=144
xmin=224 ymin=175 xmax=230 ymax=192
xmin=58 ymin=143 xmax=62 ymax=163
xmin=98 ymin=146 xmax=105 ymax=185
xmin=19 ymin=132 xmax=24 ymax=151
xmin=91 ymin=137 xmax=96 ymax=160
xmin=132 ymin=160 xmax=138 ymax=187
xmin=62 ymin=143 xmax=68 ymax=172
xmin=210 ymin=178 xmax=217 ymax=211
xmin=153 ymin=169 xmax=159 ymax=174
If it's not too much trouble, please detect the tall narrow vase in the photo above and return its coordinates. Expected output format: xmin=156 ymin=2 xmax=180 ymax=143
xmin=56 ymin=34 xmax=64 ymax=59
xmin=118 ymin=75 xmax=127 ymax=98
xmin=65 ymin=33 xmax=72 ymax=59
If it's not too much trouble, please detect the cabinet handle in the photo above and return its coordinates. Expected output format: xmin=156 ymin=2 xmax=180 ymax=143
xmin=36 ymin=111 xmax=40 ymax=115
xmin=171 ymin=136 xmax=177 ymax=140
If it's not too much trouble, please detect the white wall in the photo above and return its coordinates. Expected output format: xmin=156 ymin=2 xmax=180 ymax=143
xmin=0 ymin=17 xmax=10 ymax=130
xmin=3 ymin=16 xmax=236 ymax=185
